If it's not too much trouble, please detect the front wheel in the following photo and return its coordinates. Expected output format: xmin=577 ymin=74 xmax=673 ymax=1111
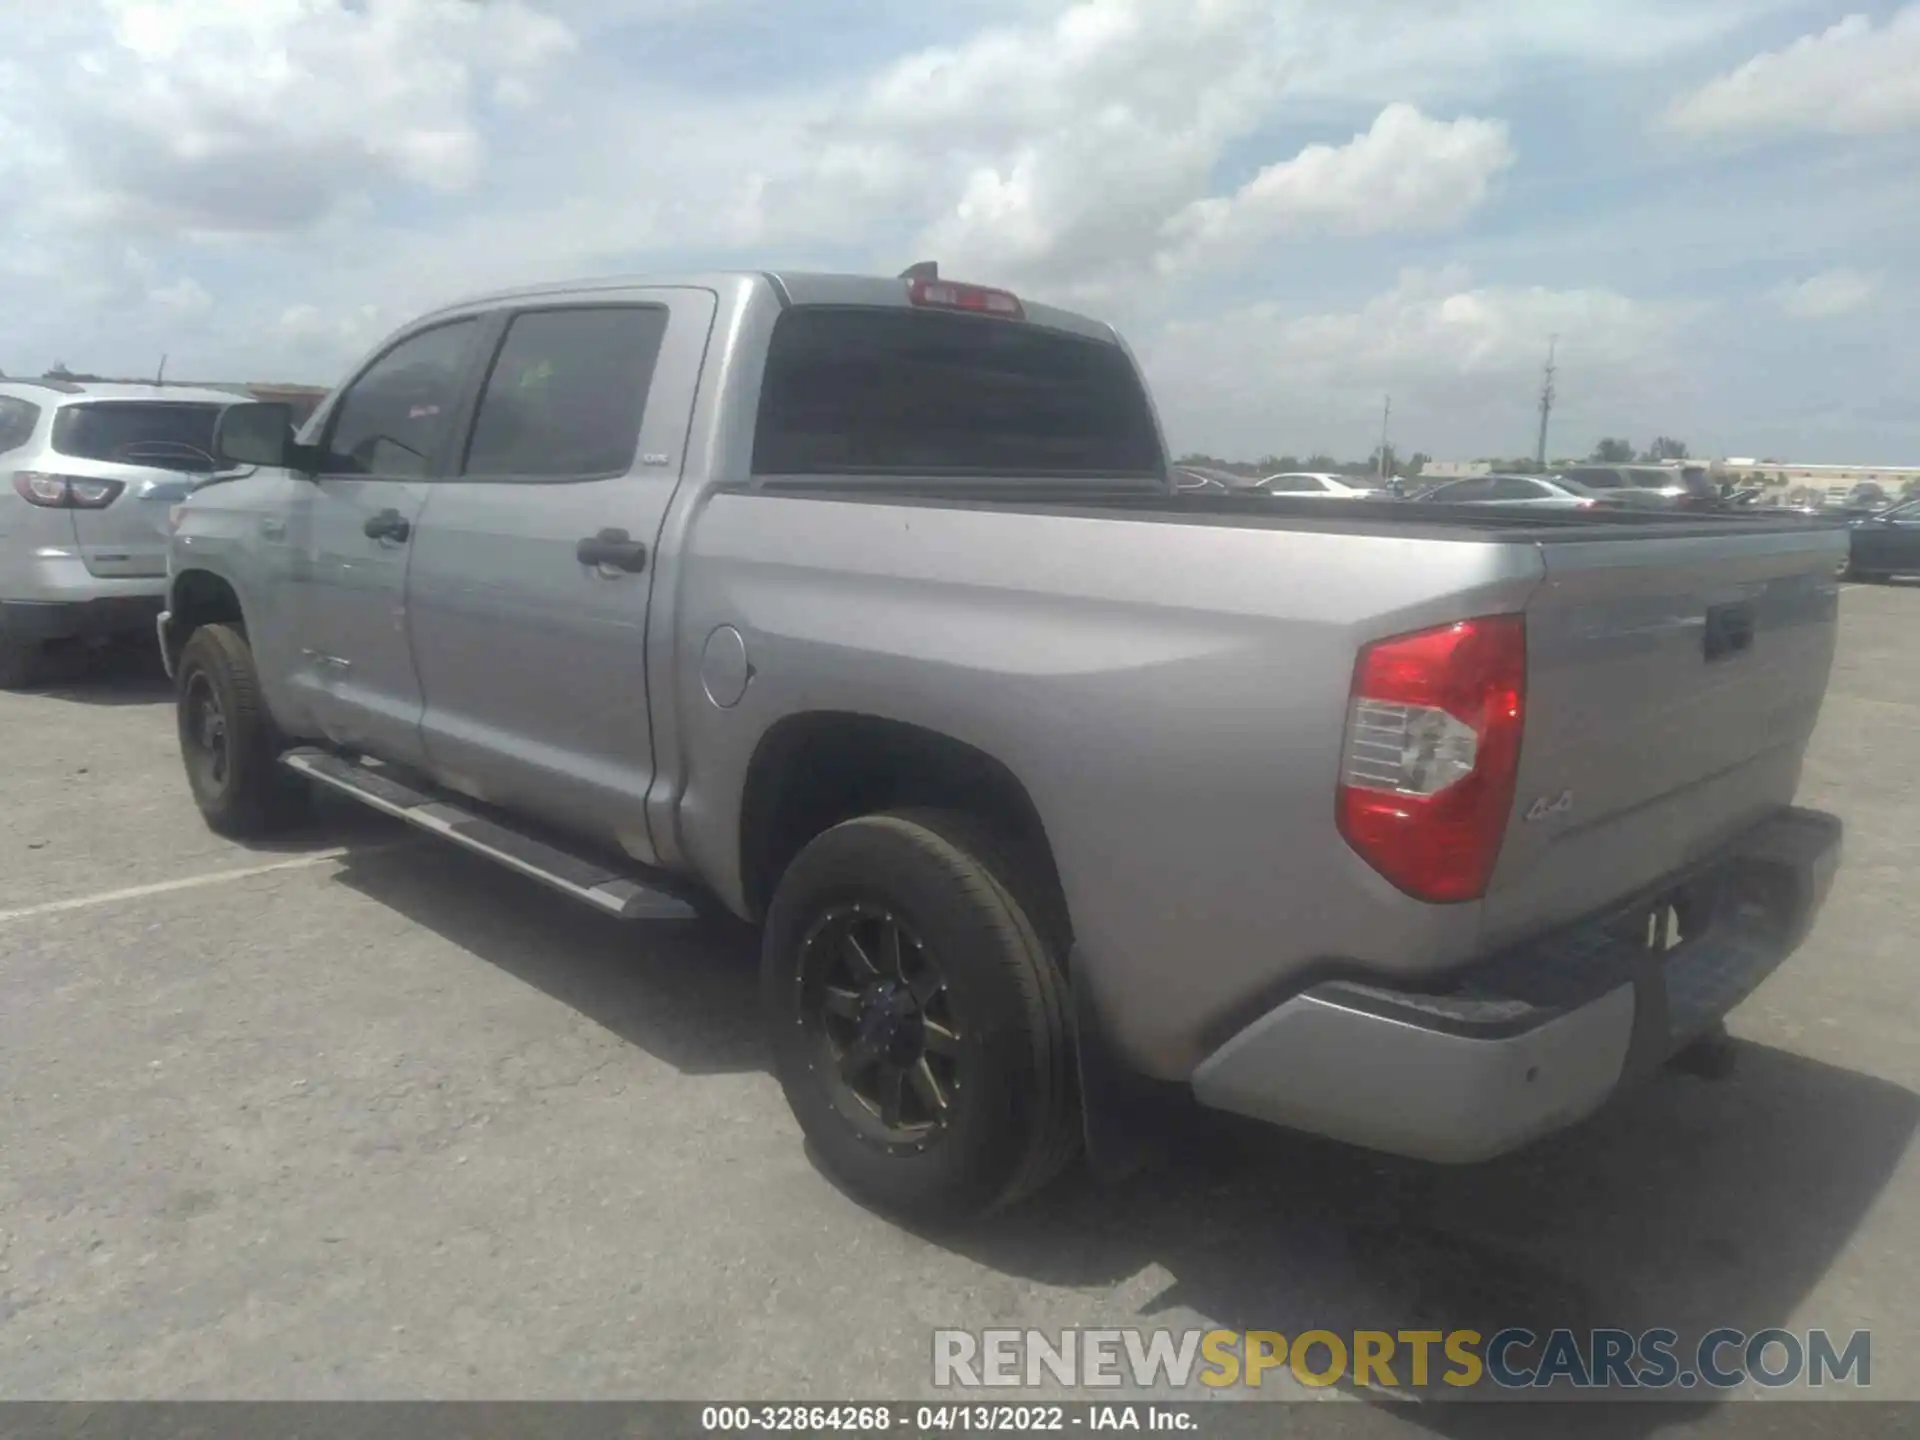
xmin=176 ymin=623 xmax=309 ymax=837
xmin=762 ymin=810 xmax=1078 ymax=1226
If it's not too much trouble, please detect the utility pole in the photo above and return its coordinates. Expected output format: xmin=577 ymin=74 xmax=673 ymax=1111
xmin=1535 ymin=336 xmax=1557 ymax=468
xmin=1377 ymin=394 xmax=1392 ymax=484
xmin=155 ymin=353 xmax=168 ymax=387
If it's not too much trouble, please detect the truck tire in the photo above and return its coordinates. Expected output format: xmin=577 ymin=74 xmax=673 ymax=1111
xmin=762 ymin=809 xmax=1078 ymax=1226
xmin=175 ymin=623 xmax=309 ymax=837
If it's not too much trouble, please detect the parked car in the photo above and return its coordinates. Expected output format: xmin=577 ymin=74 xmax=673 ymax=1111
xmin=162 ymin=267 xmax=1845 ymax=1224
xmin=1844 ymin=482 xmax=1892 ymax=512
xmin=1173 ymin=466 xmax=1232 ymax=494
xmin=1407 ymin=474 xmax=1600 ymax=510
xmin=1843 ymin=496 xmax=1920 ymax=581
xmin=1556 ymin=464 xmax=1722 ymax=512
xmin=1254 ymin=471 xmax=1387 ymax=498
xmin=0 ymin=380 xmax=247 ymax=687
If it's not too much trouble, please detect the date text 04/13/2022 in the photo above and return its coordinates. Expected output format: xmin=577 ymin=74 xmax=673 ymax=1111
xmin=699 ymin=1404 xmax=1192 ymax=1431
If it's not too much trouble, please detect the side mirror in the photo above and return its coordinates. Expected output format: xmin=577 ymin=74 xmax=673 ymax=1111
xmin=214 ymin=402 xmax=297 ymax=469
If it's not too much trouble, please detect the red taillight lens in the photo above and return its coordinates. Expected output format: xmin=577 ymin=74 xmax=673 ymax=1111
xmin=11 ymin=471 xmax=125 ymax=509
xmin=1337 ymin=614 xmax=1527 ymax=904
xmin=907 ymin=277 xmax=1025 ymax=319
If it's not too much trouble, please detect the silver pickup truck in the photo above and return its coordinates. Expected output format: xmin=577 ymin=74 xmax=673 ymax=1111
xmin=161 ymin=268 xmax=1845 ymax=1224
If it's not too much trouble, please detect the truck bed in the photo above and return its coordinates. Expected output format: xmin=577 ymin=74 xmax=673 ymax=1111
xmin=685 ymin=479 xmax=1845 ymax=1076
xmin=739 ymin=477 xmax=1847 ymax=541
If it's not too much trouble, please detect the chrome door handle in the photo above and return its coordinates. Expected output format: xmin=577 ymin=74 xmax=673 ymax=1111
xmin=576 ymin=528 xmax=648 ymax=574
xmin=259 ymin=518 xmax=287 ymax=540
xmin=364 ymin=508 xmax=411 ymax=543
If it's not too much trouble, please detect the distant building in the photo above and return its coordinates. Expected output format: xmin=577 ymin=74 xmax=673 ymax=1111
xmin=1709 ymin=459 xmax=1920 ymax=492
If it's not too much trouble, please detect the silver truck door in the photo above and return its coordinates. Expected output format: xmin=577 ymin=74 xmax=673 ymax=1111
xmin=404 ymin=289 xmax=716 ymax=863
xmin=284 ymin=316 xmax=485 ymax=764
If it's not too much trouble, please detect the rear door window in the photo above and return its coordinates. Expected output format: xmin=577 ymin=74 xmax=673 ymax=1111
xmin=463 ymin=305 xmax=669 ymax=479
xmin=752 ymin=307 xmax=1161 ymax=478
xmin=51 ymin=402 xmax=225 ymax=472
xmin=1262 ymin=474 xmax=1330 ymax=493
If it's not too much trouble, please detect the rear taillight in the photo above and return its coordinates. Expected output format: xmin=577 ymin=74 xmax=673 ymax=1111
xmin=1337 ymin=614 xmax=1527 ymax=903
xmin=11 ymin=471 xmax=125 ymax=509
xmin=907 ymin=277 xmax=1025 ymax=320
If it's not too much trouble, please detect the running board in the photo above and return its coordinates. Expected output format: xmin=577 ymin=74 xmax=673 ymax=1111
xmin=280 ymin=748 xmax=699 ymax=921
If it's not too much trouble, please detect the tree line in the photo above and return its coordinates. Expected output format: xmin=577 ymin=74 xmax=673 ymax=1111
xmin=1177 ymin=438 xmax=1694 ymax=477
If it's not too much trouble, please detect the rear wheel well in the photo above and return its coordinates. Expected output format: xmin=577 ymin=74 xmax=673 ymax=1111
xmin=164 ymin=570 xmax=245 ymax=667
xmin=738 ymin=713 xmax=1071 ymax=952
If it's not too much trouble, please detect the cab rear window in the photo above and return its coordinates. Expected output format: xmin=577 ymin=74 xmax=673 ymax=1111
xmin=752 ymin=307 xmax=1162 ymax=478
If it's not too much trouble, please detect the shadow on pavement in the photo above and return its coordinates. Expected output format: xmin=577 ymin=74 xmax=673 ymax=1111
xmin=13 ymin=635 xmax=175 ymax=706
xmin=933 ymin=1042 xmax=1915 ymax=1435
xmin=320 ymin=820 xmax=1912 ymax=1438
xmin=329 ymin=839 xmax=764 ymax=1078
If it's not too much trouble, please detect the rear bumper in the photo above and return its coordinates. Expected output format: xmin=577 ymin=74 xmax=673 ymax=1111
xmin=1190 ymin=806 xmax=1842 ymax=1163
xmin=0 ymin=593 xmax=165 ymax=643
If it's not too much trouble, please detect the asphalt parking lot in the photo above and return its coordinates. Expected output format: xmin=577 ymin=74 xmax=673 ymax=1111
xmin=2 ymin=587 xmax=1917 ymax=1424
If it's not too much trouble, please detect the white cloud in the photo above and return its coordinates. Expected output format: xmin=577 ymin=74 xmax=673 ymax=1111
xmin=1666 ymin=7 xmax=1920 ymax=141
xmin=1157 ymin=105 xmax=1513 ymax=275
xmin=1142 ymin=268 xmax=1703 ymax=457
xmin=278 ymin=302 xmax=389 ymax=362
xmin=760 ymin=0 xmax=1294 ymax=290
xmin=1772 ymin=268 xmax=1881 ymax=319
xmin=149 ymin=277 xmax=214 ymax=321
xmin=1277 ymin=0 xmax=1782 ymax=105
xmin=758 ymin=1 xmax=1523 ymax=303
xmin=32 ymin=0 xmax=577 ymax=240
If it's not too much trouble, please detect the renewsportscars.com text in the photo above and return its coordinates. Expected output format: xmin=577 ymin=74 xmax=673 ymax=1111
xmin=932 ymin=1327 xmax=1871 ymax=1392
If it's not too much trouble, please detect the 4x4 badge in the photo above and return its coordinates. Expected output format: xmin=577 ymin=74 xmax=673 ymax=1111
xmin=1526 ymin=790 xmax=1574 ymax=822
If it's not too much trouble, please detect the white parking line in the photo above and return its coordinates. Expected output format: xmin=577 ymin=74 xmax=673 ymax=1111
xmin=0 ymin=845 xmax=405 ymax=926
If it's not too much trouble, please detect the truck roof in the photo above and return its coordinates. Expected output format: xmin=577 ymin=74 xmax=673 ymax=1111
xmin=419 ymin=270 xmax=1122 ymax=345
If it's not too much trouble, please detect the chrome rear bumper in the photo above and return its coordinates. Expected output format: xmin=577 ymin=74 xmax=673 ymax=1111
xmin=1191 ymin=807 xmax=1843 ymax=1163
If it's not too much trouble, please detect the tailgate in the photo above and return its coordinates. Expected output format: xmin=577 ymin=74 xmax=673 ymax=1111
xmin=1479 ymin=522 xmax=1843 ymax=947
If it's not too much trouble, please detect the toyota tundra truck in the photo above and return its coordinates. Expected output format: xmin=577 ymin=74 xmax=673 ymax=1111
xmin=160 ymin=267 xmax=1845 ymax=1224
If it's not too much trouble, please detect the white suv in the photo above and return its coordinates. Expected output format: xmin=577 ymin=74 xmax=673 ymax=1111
xmin=0 ymin=380 xmax=246 ymax=687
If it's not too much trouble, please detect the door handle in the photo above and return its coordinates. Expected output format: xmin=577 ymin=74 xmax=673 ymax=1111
xmin=576 ymin=528 xmax=648 ymax=573
xmin=364 ymin=508 xmax=411 ymax=543
xmin=259 ymin=518 xmax=287 ymax=540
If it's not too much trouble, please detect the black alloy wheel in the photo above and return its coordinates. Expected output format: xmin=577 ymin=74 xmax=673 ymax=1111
xmin=798 ymin=903 xmax=966 ymax=1151
xmin=762 ymin=809 xmax=1080 ymax=1224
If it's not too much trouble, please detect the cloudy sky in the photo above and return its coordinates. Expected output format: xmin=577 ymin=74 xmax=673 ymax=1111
xmin=3 ymin=0 xmax=1916 ymax=463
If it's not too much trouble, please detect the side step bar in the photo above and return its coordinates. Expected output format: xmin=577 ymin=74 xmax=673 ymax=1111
xmin=280 ymin=748 xmax=698 ymax=922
